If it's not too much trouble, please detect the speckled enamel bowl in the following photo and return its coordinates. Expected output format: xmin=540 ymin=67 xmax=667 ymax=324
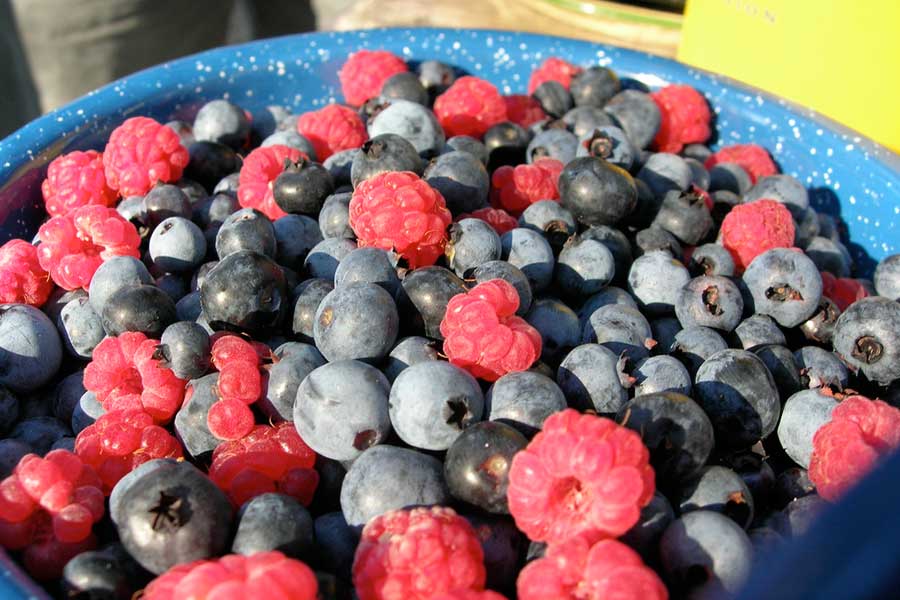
xmin=0 ymin=27 xmax=899 ymax=597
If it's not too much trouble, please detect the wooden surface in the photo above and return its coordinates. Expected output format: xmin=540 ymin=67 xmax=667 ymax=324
xmin=331 ymin=0 xmax=682 ymax=57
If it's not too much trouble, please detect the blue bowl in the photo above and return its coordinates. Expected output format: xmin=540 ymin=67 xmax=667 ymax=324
xmin=0 ymin=27 xmax=899 ymax=599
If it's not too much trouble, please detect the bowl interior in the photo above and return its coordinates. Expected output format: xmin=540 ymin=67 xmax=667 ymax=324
xmin=0 ymin=28 xmax=897 ymax=272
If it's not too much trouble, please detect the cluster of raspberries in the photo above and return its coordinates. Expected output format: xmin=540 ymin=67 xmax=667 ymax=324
xmin=490 ymin=158 xmax=563 ymax=215
xmin=0 ymin=239 xmax=52 ymax=306
xmin=820 ymin=271 xmax=869 ymax=311
xmin=718 ymin=199 xmax=795 ymax=272
xmin=202 ymin=334 xmax=270 ymax=441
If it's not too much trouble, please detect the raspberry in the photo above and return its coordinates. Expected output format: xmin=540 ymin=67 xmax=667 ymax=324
xmin=352 ymin=506 xmax=486 ymax=600
xmin=207 ymin=398 xmax=255 ymax=441
xmin=507 ymin=409 xmax=655 ymax=545
xmin=36 ymin=204 xmax=141 ymax=291
xmin=237 ymin=144 xmax=307 ymax=220
xmin=651 ymin=84 xmax=712 ymax=154
xmin=491 ymin=159 xmax=563 ymax=215
xmin=504 ymin=95 xmax=547 ymax=128
xmin=718 ymin=199 xmax=795 ymax=272
xmin=820 ymin=271 xmax=869 ymax=311
xmin=434 ymin=76 xmax=507 ymax=139
xmin=440 ymin=279 xmax=542 ymax=381
xmin=143 ymin=551 xmax=319 ymax=600
xmin=41 ymin=150 xmax=118 ymax=218
xmin=0 ymin=239 xmax=52 ymax=306
xmin=296 ymin=103 xmax=368 ymax=161
xmin=74 ymin=408 xmax=182 ymax=494
xmin=349 ymin=171 xmax=452 ymax=269
xmin=528 ymin=57 xmax=582 ymax=95
xmin=208 ymin=423 xmax=318 ymax=506
xmin=809 ymin=395 xmax=900 ymax=501
xmin=210 ymin=333 xmax=266 ymax=370
xmin=457 ymin=207 xmax=519 ymax=236
xmin=339 ymin=50 xmax=409 ymax=107
xmin=217 ymin=360 xmax=263 ymax=404
xmin=517 ymin=536 xmax=667 ymax=600
xmin=102 ymin=116 xmax=189 ymax=197
xmin=431 ymin=592 xmax=509 ymax=600
xmin=705 ymin=143 xmax=778 ymax=184
xmin=83 ymin=332 xmax=187 ymax=423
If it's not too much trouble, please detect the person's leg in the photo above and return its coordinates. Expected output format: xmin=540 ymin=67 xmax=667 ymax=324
xmin=251 ymin=0 xmax=316 ymax=38
xmin=0 ymin=0 xmax=40 ymax=137
xmin=11 ymin=0 xmax=236 ymax=112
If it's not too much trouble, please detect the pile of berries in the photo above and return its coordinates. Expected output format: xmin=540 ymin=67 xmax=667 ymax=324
xmin=0 ymin=45 xmax=897 ymax=600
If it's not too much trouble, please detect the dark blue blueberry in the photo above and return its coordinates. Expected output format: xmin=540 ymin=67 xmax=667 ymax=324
xmin=532 ymin=80 xmax=573 ymax=119
xmin=526 ymin=127 xmax=578 ymax=164
xmin=733 ymin=314 xmax=786 ymax=350
xmin=417 ymin=60 xmax=456 ymax=96
xmin=637 ymin=153 xmax=692 ymax=200
xmin=333 ymin=247 xmax=401 ymax=297
xmin=157 ymin=321 xmax=211 ymax=381
xmin=72 ymin=390 xmax=103 ymax=435
xmin=483 ymin=121 xmax=530 ymax=170
xmin=676 ymin=466 xmax=755 ymax=529
xmin=650 ymin=317 xmax=682 ymax=355
xmin=743 ymin=248 xmax=822 ymax=328
xmin=652 ymin=189 xmax=713 ymax=245
xmin=773 ymin=468 xmax=816 ymax=509
xmin=582 ymin=304 xmax=653 ymax=361
xmin=558 ymin=157 xmax=638 ymax=227
xmin=570 ymin=66 xmax=620 ymax=107
xmin=446 ymin=219 xmax=502 ymax=278
xmin=575 ymin=125 xmax=635 ymax=172
xmin=10 ymin=416 xmax=70 ymax=456
xmin=0 ymin=385 xmax=18 ymax=436
xmin=805 ymin=236 xmax=851 ymax=278
xmin=318 ymin=192 xmax=354 ymax=240
xmin=142 ymin=184 xmax=192 ymax=230
xmin=173 ymin=373 xmax=220 ymax=461
xmin=273 ymin=214 xmax=324 ymax=270
xmin=777 ymin=389 xmax=838 ymax=469
xmin=463 ymin=514 xmax=527 ymax=595
xmin=633 ymin=355 xmax=692 ymax=397
xmin=382 ymin=336 xmax=439 ymax=383
xmin=252 ymin=104 xmax=292 ymax=140
xmin=424 ymin=150 xmax=490 ymax=215
xmin=175 ymin=291 xmax=203 ymax=322
xmin=313 ymin=512 xmax=359 ymax=582
xmin=215 ymin=207 xmax=276 ymax=260
xmin=380 ymin=71 xmax=429 ymax=105
xmin=0 ymin=304 xmax=62 ymax=393
xmin=562 ymin=106 xmax=615 ymax=138
xmin=525 ymin=298 xmax=581 ymax=366
xmin=578 ymin=287 xmax=638 ymax=326
xmin=500 ymin=228 xmax=555 ymax=293
xmin=627 ymin=250 xmax=691 ymax=316
xmin=260 ymin=342 xmax=325 ymax=422
xmin=473 ymin=260 xmax=533 ymax=316
xmin=485 ymin=371 xmax=566 ymax=436
xmin=304 ymin=238 xmax=357 ymax=282
xmin=62 ymin=546 xmax=147 ymax=600
xmin=670 ymin=326 xmax=728 ymax=378
xmin=231 ymin=493 xmax=314 ymax=558
xmin=688 ymin=243 xmax=735 ymax=277
xmin=350 ymin=133 xmax=423 ymax=188
xmin=708 ymin=162 xmax=753 ymax=195
xmin=291 ymin=278 xmax=334 ymax=343
xmin=323 ymin=149 xmax=358 ymax=187
xmin=518 ymin=200 xmax=577 ymax=249
xmin=442 ymin=135 xmax=489 ymax=165
xmin=52 ymin=371 xmax=85 ymax=424
xmin=794 ymin=346 xmax=849 ymax=389
xmin=101 ymin=284 xmax=176 ymax=338
xmin=753 ymin=344 xmax=803 ymax=401
xmin=685 ymin=157 xmax=710 ymax=190
xmin=675 ymin=275 xmax=744 ymax=332
xmin=621 ymin=492 xmax=674 ymax=561
xmin=557 ymin=343 xmax=628 ymax=414
xmin=398 ymin=266 xmax=467 ymax=340
xmin=272 ymin=157 xmax=334 ymax=216
xmin=874 ymin=254 xmax=900 ymax=300
xmin=185 ymin=141 xmax=240 ymax=192
xmin=633 ymin=226 xmax=682 ymax=258
xmin=0 ymin=439 xmax=30 ymax=478
xmin=744 ymin=174 xmax=809 ymax=219
xmin=201 ymin=250 xmax=287 ymax=335
xmin=192 ymin=99 xmax=251 ymax=150
xmin=313 ymin=282 xmax=398 ymax=363
xmin=367 ymin=100 xmax=445 ymax=157
xmin=154 ymin=273 xmax=190 ymax=303
xmin=603 ymin=90 xmax=660 ymax=149
xmin=554 ymin=236 xmax=615 ymax=298
xmin=832 ymin=296 xmax=900 ymax=385
xmin=767 ymin=494 xmax=826 ymax=539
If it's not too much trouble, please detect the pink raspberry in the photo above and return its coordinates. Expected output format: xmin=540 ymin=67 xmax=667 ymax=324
xmin=820 ymin=271 xmax=869 ymax=311
xmin=142 ymin=551 xmax=319 ymax=600
xmin=528 ymin=57 xmax=583 ymax=95
xmin=507 ymin=409 xmax=655 ymax=545
xmin=41 ymin=150 xmax=118 ymax=218
xmin=102 ymin=117 xmax=189 ymax=197
xmin=206 ymin=398 xmax=256 ymax=441
xmin=339 ymin=50 xmax=409 ymax=107
xmin=457 ymin=207 xmax=519 ymax=236
xmin=74 ymin=408 xmax=182 ymax=494
xmin=352 ymin=506 xmax=487 ymax=600
xmin=237 ymin=144 xmax=307 ymax=220
xmin=718 ymin=199 xmax=795 ymax=272
xmin=809 ymin=396 xmax=900 ymax=501
xmin=83 ymin=332 xmax=187 ymax=423
xmin=434 ymin=76 xmax=507 ymax=139
xmin=0 ymin=239 xmax=52 ymax=306
xmin=517 ymin=536 xmax=667 ymax=600
xmin=349 ymin=171 xmax=452 ymax=269
xmin=209 ymin=331 xmax=270 ymax=369
xmin=504 ymin=95 xmax=547 ymax=128
xmin=490 ymin=158 xmax=563 ymax=215
xmin=36 ymin=204 xmax=141 ymax=291
xmin=651 ymin=84 xmax=712 ymax=153
xmin=440 ymin=279 xmax=542 ymax=381
xmin=296 ymin=103 xmax=368 ymax=161
xmin=705 ymin=143 xmax=778 ymax=183
xmin=431 ymin=592 xmax=509 ymax=600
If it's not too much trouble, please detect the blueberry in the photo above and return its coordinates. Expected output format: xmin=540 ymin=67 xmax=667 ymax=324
xmin=557 ymin=343 xmax=628 ymax=414
xmin=154 ymin=321 xmax=210 ymax=381
xmin=193 ymin=192 xmax=238 ymax=230
xmin=273 ymin=214 xmax=324 ymax=270
xmin=650 ymin=317 xmax=682 ymax=355
xmin=518 ymin=200 xmax=577 ymax=248
xmin=753 ymin=344 xmax=803 ymax=400
xmin=685 ymin=157 xmax=710 ymax=190
xmin=633 ymin=227 xmax=682 ymax=258
xmin=311 ymin=457 xmax=347 ymax=516
xmin=213 ymin=172 xmax=241 ymax=197
xmin=793 ymin=207 xmax=821 ymax=249
xmin=575 ymin=125 xmax=636 ymax=172
xmin=777 ymin=389 xmax=838 ymax=469
xmin=10 ymin=416 xmax=70 ymax=457
xmin=554 ymin=236 xmax=615 ymax=298
xmin=708 ymin=162 xmax=753 ymax=195
xmin=148 ymin=216 xmax=207 ymax=274
xmin=874 ymin=254 xmax=900 ymax=300
xmin=88 ymin=256 xmax=153 ymax=316
xmin=532 ymin=80 xmax=573 ymax=119
xmin=332 ymin=247 xmax=400 ymax=298
xmin=323 ymin=149 xmax=358 ymax=187
xmin=0 ymin=439 xmax=30 ymax=478
xmin=558 ymin=157 xmax=637 ymax=227
xmin=733 ymin=314 xmax=786 ymax=350
xmin=832 ymin=296 xmax=900 ymax=385
xmin=621 ymin=492 xmax=674 ymax=561
xmin=485 ymin=371 xmax=566 ymax=436
xmin=294 ymin=360 xmax=391 ymax=461
xmin=582 ymin=304 xmax=653 ymax=361
xmin=603 ymin=90 xmax=660 ymax=149
xmin=116 ymin=195 xmax=145 ymax=227
xmin=397 ymin=266 xmax=466 ymax=340
xmin=660 ymin=511 xmax=753 ymax=597
xmin=500 ymin=228 xmax=555 ymax=293
xmin=175 ymin=291 xmax=203 ymax=322
xmin=768 ymin=494 xmax=826 ymax=539
xmin=313 ymin=512 xmax=359 ymax=581
xmin=314 ymin=282 xmax=398 ymax=362
xmin=192 ymin=99 xmax=250 ymax=150
xmin=484 ymin=121 xmax=531 ymax=170
xmin=184 ymin=141 xmax=240 ymax=192
xmin=380 ymin=71 xmax=429 ymax=105
xmin=115 ymin=460 xmax=232 ymax=574
xmin=367 ymin=100 xmax=445 ymax=157
xmin=446 ymin=219 xmax=502 ymax=278
xmin=260 ymin=342 xmax=325 ymax=422
xmin=417 ymin=59 xmax=456 ymax=97
xmin=675 ymin=275 xmax=744 ymax=332
xmin=173 ymin=373 xmax=219 ymax=461
xmin=444 ymin=421 xmax=526 ymax=513
xmin=215 ymin=207 xmax=276 ymax=260
xmin=805 ymin=236 xmax=851 ymax=278
xmin=794 ymin=346 xmax=849 ymax=389
xmin=637 ymin=152 xmax=692 ymax=200
xmin=142 ymin=184 xmax=192 ymax=230
xmin=0 ymin=304 xmax=63 ymax=392
xmin=463 ymin=514 xmax=527 ymax=595
xmin=318 ymin=192 xmax=354 ymax=239
xmin=525 ymin=298 xmax=581 ymax=366
xmin=101 ymin=284 xmax=177 ymax=338
xmin=578 ymin=286 xmax=638 ymax=325
xmin=382 ymin=336 xmax=439 ymax=382
xmin=424 ymin=150 xmax=489 ymax=215
xmin=261 ymin=129 xmax=318 ymax=159
xmin=292 ymin=278 xmax=334 ymax=343
xmin=618 ymin=391 xmax=714 ymax=486
xmin=688 ymin=243 xmax=735 ymax=277
xmin=743 ymin=248 xmax=822 ymax=328
xmin=633 ymin=355 xmax=692 ymax=397
xmin=231 ymin=493 xmax=314 ymax=558
xmin=694 ymin=349 xmax=780 ymax=449
xmin=304 ymin=238 xmax=357 ymax=282
xmin=627 ymin=250 xmax=691 ymax=316
xmin=526 ymin=128 xmax=578 ymax=164
xmin=389 ymin=361 xmax=484 ymax=451
xmin=166 ymin=120 xmax=194 ymax=145
xmin=569 ymin=65 xmax=620 ymax=107
xmin=350 ymin=133 xmax=423 ymax=188
xmin=72 ymin=390 xmax=103 ymax=434
xmin=62 ymin=548 xmax=141 ymax=599
xmin=676 ymin=466 xmax=755 ymax=529
xmin=440 ymin=136 xmax=488 ymax=167
xmin=201 ymin=250 xmax=287 ymax=335
xmin=670 ymin=326 xmax=727 ymax=377
xmin=56 ymin=294 xmax=104 ymax=359
xmin=52 ymin=371 xmax=85 ymax=424
xmin=473 ymin=260 xmax=533 ymax=316
xmin=773 ymin=467 xmax=816 ymax=508
xmin=0 ymin=385 xmax=18 ymax=436
xmin=560 ymin=107 xmax=613 ymax=138
xmin=652 ymin=189 xmax=713 ymax=245
xmin=154 ymin=273 xmax=190 ymax=303
xmin=743 ymin=174 xmax=809 ymax=219
xmin=340 ymin=445 xmax=449 ymax=527
xmin=271 ymin=157 xmax=334 ymax=216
